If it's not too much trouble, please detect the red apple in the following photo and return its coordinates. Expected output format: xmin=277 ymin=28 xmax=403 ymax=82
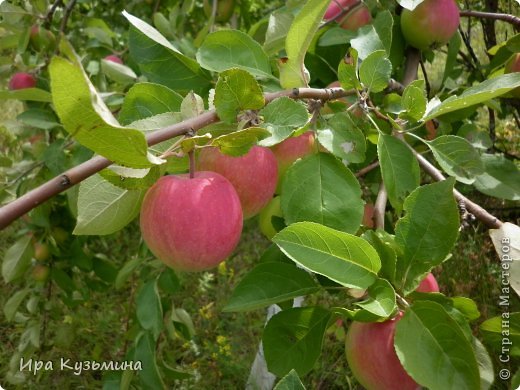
xmin=363 ymin=203 xmax=374 ymax=228
xmin=140 ymin=172 xmax=243 ymax=271
xmin=271 ymin=131 xmax=316 ymax=192
xmin=258 ymin=196 xmax=282 ymax=239
xmin=203 ymin=0 xmax=235 ymax=22
xmin=104 ymin=55 xmax=123 ymax=65
xmin=339 ymin=4 xmax=372 ymax=31
xmin=198 ymin=146 xmax=278 ymax=219
xmin=346 ymin=313 xmax=420 ymax=390
xmin=416 ymin=272 xmax=440 ymax=293
xmin=8 ymin=73 xmax=37 ymax=90
xmin=324 ymin=0 xmax=357 ymax=22
xmin=400 ymin=0 xmax=460 ymax=51
xmin=504 ymin=53 xmax=520 ymax=98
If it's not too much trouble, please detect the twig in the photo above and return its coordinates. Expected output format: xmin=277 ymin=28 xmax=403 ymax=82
xmin=459 ymin=9 xmax=520 ymax=29
xmin=374 ymin=182 xmax=387 ymax=230
xmin=355 ymin=160 xmax=379 ymax=178
xmin=458 ymin=26 xmax=484 ymax=80
xmin=488 ymin=107 xmax=496 ymax=149
xmin=419 ymin=58 xmax=431 ymax=98
xmin=402 ymin=48 xmax=421 ymax=87
xmin=58 ymin=0 xmax=77 ymax=35
xmin=44 ymin=0 xmax=63 ymax=27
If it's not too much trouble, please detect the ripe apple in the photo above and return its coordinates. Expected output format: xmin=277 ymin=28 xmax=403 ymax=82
xmin=34 ymin=242 xmax=50 ymax=262
xmin=29 ymin=25 xmax=56 ymax=52
xmin=416 ymin=272 xmax=440 ymax=293
xmin=346 ymin=313 xmax=420 ymax=390
xmin=338 ymin=4 xmax=372 ymax=31
xmin=104 ymin=55 xmax=123 ymax=65
xmin=31 ymin=264 xmax=50 ymax=282
xmin=203 ymin=0 xmax=235 ymax=22
xmin=400 ymin=0 xmax=460 ymax=51
xmin=198 ymin=146 xmax=278 ymax=219
xmin=363 ymin=203 xmax=375 ymax=228
xmin=271 ymin=131 xmax=316 ymax=192
xmin=140 ymin=172 xmax=243 ymax=271
xmin=324 ymin=0 xmax=357 ymax=22
xmin=504 ymin=53 xmax=520 ymax=98
xmin=258 ymin=196 xmax=283 ymax=239
xmin=8 ymin=73 xmax=37 ymax=90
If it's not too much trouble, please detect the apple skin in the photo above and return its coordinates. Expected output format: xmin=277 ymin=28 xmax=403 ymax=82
xmin=416 ymin=272 xmax=440 ymax=293
xmin=271 ymin=132 xmax=316 ymax=192
xmin=8 ymin=73 xmax=37 ymax=90
xmin=339 ymin=5 xmax=372 ymax=31
xmin=29 ymin=25 xmax=56 ymax=51
xmin=140 ymin=172 xmax=243 ymax=271
xmin=346 ymin=313 xmax=420 ymax=390
xmin=324 ymin=0 xmax=357 ymax=22
xmin=400 ymin=0 xmax=460 ymax=51
xmin=198 ymin=146 xmax=278 ymax=219
xmin=203 ymin=0 xmax=235 ymax=22
xmin=34 ymin=242 xmax=50 ymax=262
xmin=258 ymin=196 xmax=282 ymax=240
xmin=31 ymin=264 xmax=50 ymax=282
xmin=104 ymin=55 xmax=123 ymax=65
xmin=504 ymin=53 xmax=520 ymax=98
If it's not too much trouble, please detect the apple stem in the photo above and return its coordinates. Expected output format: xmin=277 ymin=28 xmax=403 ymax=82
xmin=189 ymin=150 xmax=196 ymax=179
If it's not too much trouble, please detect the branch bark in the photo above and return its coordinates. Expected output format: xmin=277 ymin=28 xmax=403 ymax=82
xmin=460 ymin=9 xmax=520 ymax=29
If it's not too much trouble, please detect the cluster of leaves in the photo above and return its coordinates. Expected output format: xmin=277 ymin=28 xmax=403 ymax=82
xmin=1 ymin=0 xmax=519 ymax=388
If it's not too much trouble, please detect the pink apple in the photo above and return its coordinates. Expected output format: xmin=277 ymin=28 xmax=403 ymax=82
xmin=271 ymin=131 xmax=316 ymax=192
xmin=324 ymin=0 xmax=357 ymax=22
xmin=339 ymin=4 xmax=372 ymax=31
xmin=346 ymin=313 xmax=420 ymax=390
xmin=416 ymin=272 xmax=440 ymax=293
xmin=198 ymin=146 xmax=278 ymax=219
xmin=8 ymin=73 xmax=36 ymax=90
xmin=104 ymin=55 xmax=123 ymax=64
xmin=139 ymin=172 xmax=243 ymax=271
xmin=400 ymin=0 xmax=460 ymax=50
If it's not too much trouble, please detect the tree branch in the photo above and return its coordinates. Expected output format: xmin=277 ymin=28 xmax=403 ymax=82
xmin=374 ymin=183 xmax=387 ymax=230
xmin=460 ymin=9 xmax=520 ymax=29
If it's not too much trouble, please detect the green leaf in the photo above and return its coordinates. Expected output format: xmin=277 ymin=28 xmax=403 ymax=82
xmin=362 ymin=230 xmax=397 ymax=283
xmin=338 ymin=48 xmax=361 ymax=90
xmin=99 ymin=166 xmax=161 ymax=190
xmin=273 ymin=222 xmax=381 ymax=289
xmin=4 ymin=288 xmax=30 ymax=321
xmin=115 ymin=257 xmax=144 ymax=289
xmin=398 ymin=0 xmax=426 ymax=11
xmin=359 ymin=50 xmax=392 ymax=93
xmin=274 ymin=369 xmax=306 ymax=390
xmin=377 ymin=134 xmax=420 ymax=212
xmin=442 ymin=32 xmax=462 ymax=84
xmin=214 ymin=68 xmax=265 ymax=123
xmin=136 ymin=280 xmax=163 ymax=340
xmin=223 ymin=262 xmax=320 ymax=312
xmin=400 ymin=80 xmax=426 ymax=121
xmin=280 ymin=0 xmax=330 ymax=88
xmin=424 ymin=73 xmax=520 ymax=121
xmin=395 ymin=301 xmax=481 ymax=390
xmin=101 ymin=58 xmax=137 ymax=84
xmin=0 ymin=88 xmax=52 ymax=102
xmin=129 ymin=112 xmax=184 ymax=132
xmin=451 ymin=297 xmax=480 ymax=321
xmin=264 ymin=9 xmax=294 ymax=56
xmin=281 ymin=153 xmax=364 ymax=233
xmin=211 ymin=127 xmax=269 ymax=156
xmin=180 ymin=91 xmax=205 ymax=120
xmin=263 ymin=307 xmax=331 ymax=376
xmin=318 ymin=112 xmax=366 ymax=164
xmin=354 ymin=278 xmax=396 ymax=318
xmin=427 ymin=135 xmax=485 ymax=184
xmin=119 ymin=82 xmax=183 ymax=125
xmin=124 ymin=11 xmax=211 ymax=95
xmin=395 ymin=179 xmax=459 ymax=294
xmin=480 ymin=313 xmax=520 ymax=357
xmin=473 ymin=337 xmax=494 ymax=390
xmin=258 ymin=97 xmax=309 ymax=147
xmin=474 ymin=153 xmax=520 ymax=201
xmin=74 ymin=174 xmax=145 ymax=235
xmin=372 ymin=10 xmax=394 ymax=56
xmin=49 ymin=55 xmax=156 ymax=168
xmin=350 ymin=26 xmax=385 ymax=60
xmin=2 ymin=235 xmax=33 ymax=283
xmin=197 ymin=30 xmax=272 ymax=78
xmin=134 ymin=332 xmax=165 ymax=389
xmin=17 ymin=108 xmax=60 ymax=130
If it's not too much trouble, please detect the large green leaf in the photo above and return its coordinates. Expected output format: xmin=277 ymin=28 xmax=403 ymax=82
xmin=134 ymin=332 xmax=165 ymax=389
xmin=427 ymin=135 xmax=485 ymax=184
xmin=4 ymin=288 xmax=31 ymax=321
xmin=354 ymin=278 xmax=396 ymax=318
xmin=274 ymin=369 xmax=306 ymax=390
xmin=263 ymin=307 xmax=331 ymax=376
xmin=223 ymin=262 xmax=320 ymax=312
xmin=0 ymin=88 xmax=52 ymax=102
xmin=214 ymin=68 xmax=265 ymax=123
xmin=424 ymin=73 xmax=520 ymax=120
xmin=280 ymin=0 xmax=330 ymax=88
xmin=2 ymin=235 xmax=33 ymax=283
xmin=474 ymin=153 xmax=520 ymax=201
xmin=118 ymin=83 xmax=183 ymax=125
xmin=124 ymin=11 xmax=211 ymax=95
xmin=50 ymin=55 xmax=157 ymax=168
xmin=350 ymin=26 xmax=385 ymax=60
xmin=377 ymin=134 xmax=420 ymax=213
xmin=273 ymin=222 xmax=381 ymax=289
xmin=359 ymin=50 xmax=392 ymax=93
xmin=395 ymin=301 xmax=481 ymax=390
xmin=480 ymin=313 xmax=520 ymax=357
xmin=362 ymin=230 xmax=398 ymax=283
xmin=211 ymin=127 xmax=269 ymax=156
xmin=473 ymin=337 xmax=494 ymax=390
xmin=394 ymin=179 xmax=459 ymax=294
xmin=136 ymin=280 xmax=163 ymax=340
xmin=281 ymin=153 xmax=363 ymax=233
xmin=197 ymin=30 xmax=272 ymax=78
xmin=73 ymin=174 xmax=145 ymax=235
xmin=400 ymin=80 xmax=426 ymax=122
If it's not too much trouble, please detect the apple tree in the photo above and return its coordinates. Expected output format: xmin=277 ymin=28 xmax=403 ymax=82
xmin=0 ymin=0 xmax=519 ymax=388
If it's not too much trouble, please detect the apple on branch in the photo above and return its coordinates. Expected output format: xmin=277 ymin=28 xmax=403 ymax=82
xmin=140 ymin=172 xmax=243 ymax=272
xmin=203 ymin=0 xmax=235 ymax=22
xmin=324 ymin=0 xmax=372 ymax=31
xmin=104 ymin=55 xmax=124 ymax=64
xmin=8 ymin=73 xmax=37 ymax=90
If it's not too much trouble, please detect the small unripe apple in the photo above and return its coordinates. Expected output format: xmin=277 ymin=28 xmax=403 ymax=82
xmin=198 ymin=146 xmax=278 ymax=219
xmin=203 ymin=0 xmax=235 ymax=22
xmin=416 ymin=272 xmax=440 ymax=293
xmin=400 ymin=0 xmax=460 ymax=51
xmin=271 ymin=132 xmax=316 ymax=193
xmin=51 ymin=227 xmax=69 ymax=245
xmin=258 ymin=196 xmax=283 ymax=239
xmin=104 ymin=55 xmax=123 ymax=65
xmin=31 ymin=264 xmax=50 ymax=282
xmin=8 ymin=73 xmax=37 ymax=90
xmin=504 ymin=53 xmax=520 ymax=98
xmin=34 ymin=242 xmax=50 ymax=262
xmin=29 ymin=25 xmax=56 ymax=52
xmin=346 ymin=313 xmax=420 ymax=390
xmin=140 ymin=172 xmax=243 ymax=271
xmin=338 ymin=4 xmax=372 ymax=31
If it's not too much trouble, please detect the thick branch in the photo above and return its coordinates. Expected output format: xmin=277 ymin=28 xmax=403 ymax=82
xmin=460 ymin=9 xmax=520 ymax=29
